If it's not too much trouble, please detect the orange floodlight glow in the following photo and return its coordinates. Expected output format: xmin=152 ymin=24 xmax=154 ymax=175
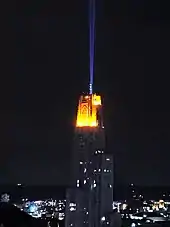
xmin=76 ymin=94 xmax=101 ymax=127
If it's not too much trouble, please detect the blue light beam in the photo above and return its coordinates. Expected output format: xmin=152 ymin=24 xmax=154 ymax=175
xmin=89 ymin=0 xmax=95 ymax=94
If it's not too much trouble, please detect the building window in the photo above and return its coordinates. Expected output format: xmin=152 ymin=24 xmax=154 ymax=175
xmin=80 ymin=142 xmax=85 ymax=147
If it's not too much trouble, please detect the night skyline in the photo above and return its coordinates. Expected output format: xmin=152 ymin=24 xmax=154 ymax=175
xmin=1 ymin=0 xmax=170 ymax=186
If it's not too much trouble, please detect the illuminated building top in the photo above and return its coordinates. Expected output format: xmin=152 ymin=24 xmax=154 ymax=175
xmin=76 ymin=94 xmax=102 ymax=127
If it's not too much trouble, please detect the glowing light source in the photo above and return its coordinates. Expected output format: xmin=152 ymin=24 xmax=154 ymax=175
xmin=76 ymin=94 xmax=101 ymax=127
xmin=28 ymin=203 xmax=37 ymax=213
xmin=101 ymin=216 xmax=106 ymax=221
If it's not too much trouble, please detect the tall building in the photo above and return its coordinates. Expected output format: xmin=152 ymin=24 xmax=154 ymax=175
xmin=65 ymin=94 xmax=114 ymax=227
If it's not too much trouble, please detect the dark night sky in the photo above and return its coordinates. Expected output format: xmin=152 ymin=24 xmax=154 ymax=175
xmin=0 ymin=0 xmax=170 ymax=186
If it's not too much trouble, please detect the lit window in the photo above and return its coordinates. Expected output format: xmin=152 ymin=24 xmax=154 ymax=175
xmin=84 ymin=180 xmax=86 ymax=184
xmin=101 ymin=216 xmax=106 ymax=221
xmin=94 ymin=183 xmax=96 ymax=187
xmin=104 ymin=169 xmax=106 ymax=172
xmin=84 ymin=168 xmax=87 ymax=173
xmin=69 ymin=203 xmax=76 ymax=207
xmin=80 ymin=162 xmax=83 ymax=165
xmin=70 ymin=207 xmax=76 ymax=211
xmin=98 ymin=169 xmax=101 ymax=172
xmin=106 ymin=158 xmax=110 ymax=161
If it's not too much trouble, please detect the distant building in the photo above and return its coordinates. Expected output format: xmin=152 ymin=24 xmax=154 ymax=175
xmin=65 ymin=94 xmax=113 ymax=227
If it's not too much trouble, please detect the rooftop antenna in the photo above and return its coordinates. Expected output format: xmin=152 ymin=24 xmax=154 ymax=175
xmin=89 ymin=0 xmax=95 ymax=95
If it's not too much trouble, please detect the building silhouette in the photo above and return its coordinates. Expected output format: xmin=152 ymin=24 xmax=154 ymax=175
xmin=65 ymin=94 xmax=114 ymax=227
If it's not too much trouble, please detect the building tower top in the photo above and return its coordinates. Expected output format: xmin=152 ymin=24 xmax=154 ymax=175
xmin=76 ymin=94 xmax=101 ymax=127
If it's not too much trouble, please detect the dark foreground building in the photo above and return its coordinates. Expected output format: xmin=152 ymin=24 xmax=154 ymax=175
xmin=0 ymin=202 xmax=47 ymax=227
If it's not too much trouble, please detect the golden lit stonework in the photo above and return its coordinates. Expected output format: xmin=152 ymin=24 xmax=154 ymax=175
xmin=76 ymin=94 xmax=101 ymax=127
